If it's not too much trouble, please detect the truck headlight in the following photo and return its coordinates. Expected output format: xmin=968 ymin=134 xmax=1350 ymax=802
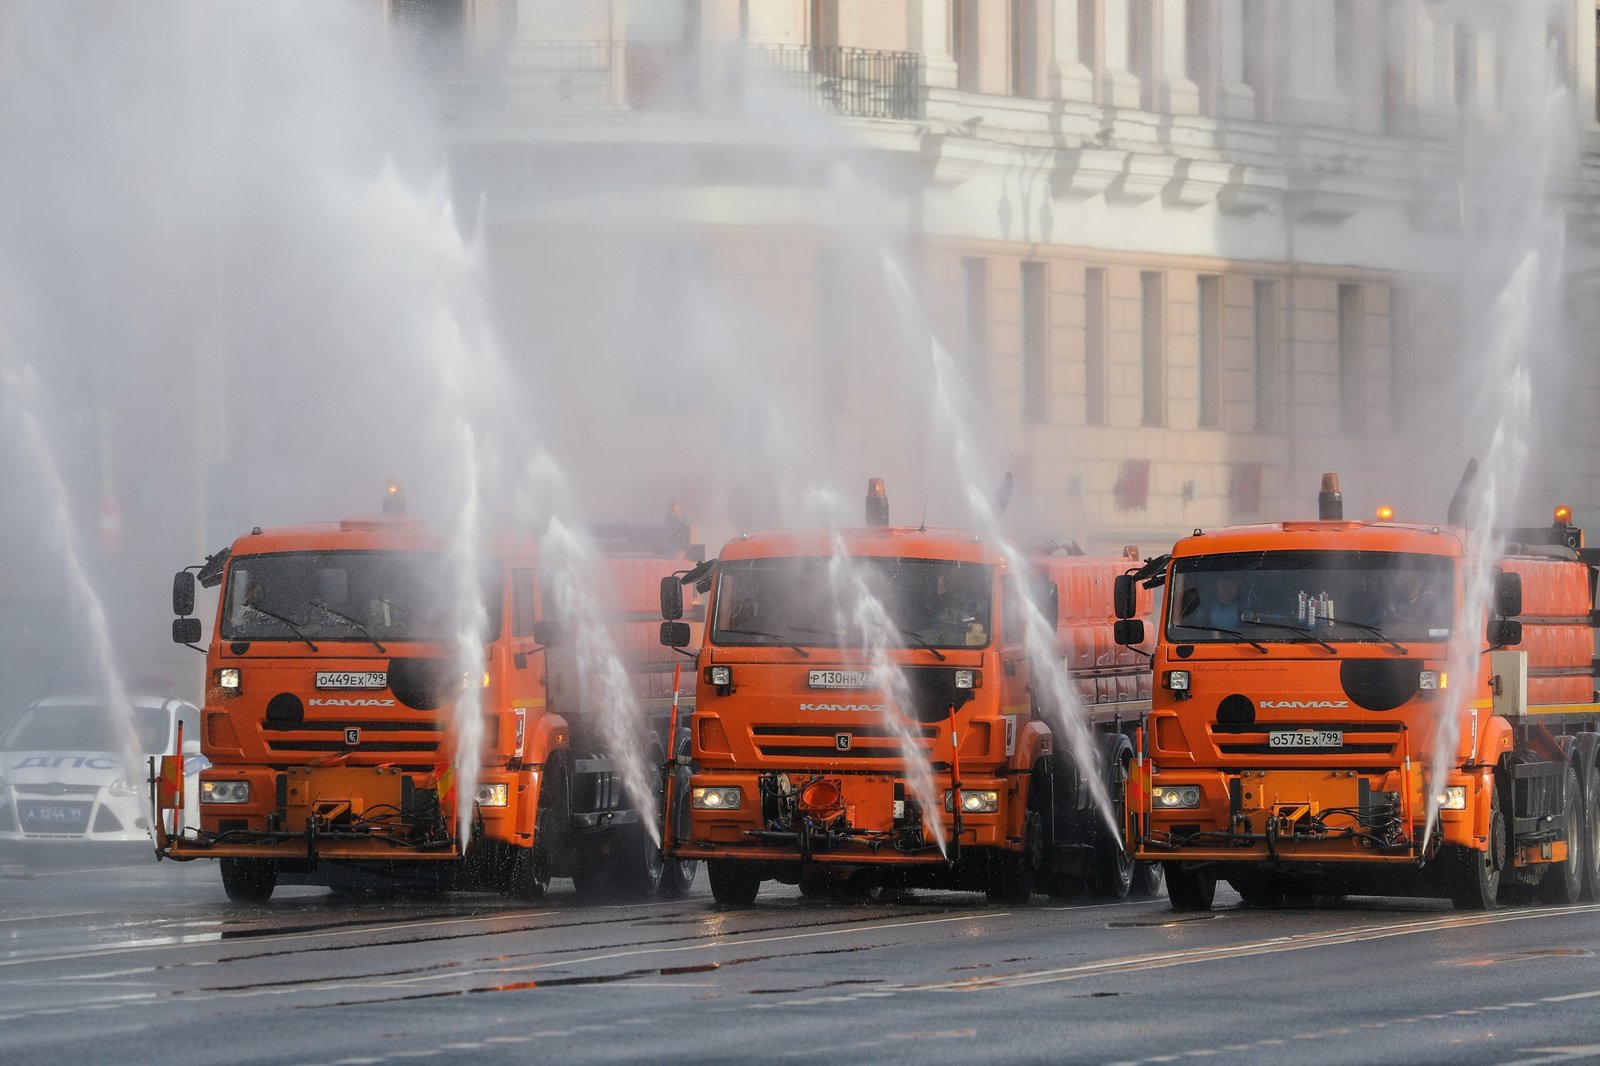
xmin=953 ymin=669 xmax=980 ymax=690
xmin=1436 ymin=786 xmax=1466 ymax=810
xmin=1163 ymin=670 xmax=1190 ymax=692
xmin=475 ymin=783 xmax=509 ymax=807
xmin=201 ymin=781 xmax=251 ymax=804
xmin=691 ymin=786 xmax=742 ymax=810
xmin=1154 ymin=786 xmax=1201 ymax=809
xmin=1419 ymin=670 xmax=1443 ymax=691
xmin=943 ymin=789 xmax=1000 ymax=813
xmin=216 ymin=668 xmax=241 ymax=691
xmin=707 ymin=666 xmax=733 ymax=687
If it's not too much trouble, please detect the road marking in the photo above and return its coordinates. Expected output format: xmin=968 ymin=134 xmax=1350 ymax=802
xmin=1540 ymin=989 xmax=1600 ymax=1003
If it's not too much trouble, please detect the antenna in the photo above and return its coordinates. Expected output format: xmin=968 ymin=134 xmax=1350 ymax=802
xmin=994 ymin=472 xmax=1014 ymax=517
xmin=918 ymin=496 xmax=929 ymax=532
xmin=1447 ymin=459 xmax=1478 ymax=526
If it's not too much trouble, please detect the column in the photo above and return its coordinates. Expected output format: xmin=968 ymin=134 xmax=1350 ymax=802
xmin=1573 ymin=0 xmax=1599 ymax=129
xmin=1214 ymin=0 xmax=1256 ymax=118
xmin=1100 ymin=0 xmax=1143 ymax=108
xmin=1157 ymin=0 xmax=1200 ymax=113
xmin=1275 ymin=0 xmax=1347 ymax=127
xmin=907 ymin=0 xmax=958 ymax=88
xmin=1050 ymin=0 xmax=1097 ymax=102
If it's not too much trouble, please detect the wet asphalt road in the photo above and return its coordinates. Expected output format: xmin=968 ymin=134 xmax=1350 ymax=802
xmin=2 ymin=847 xmax=1599 ymax=1066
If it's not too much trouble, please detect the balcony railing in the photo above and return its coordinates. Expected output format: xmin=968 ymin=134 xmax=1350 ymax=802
xmin=441 ymin=41 xmax=924 ymax=122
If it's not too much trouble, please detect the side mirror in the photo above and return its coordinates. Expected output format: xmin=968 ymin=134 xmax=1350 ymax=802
xmin=1113 ymin=618 xmax=1145 ymax=646
xmin=1487 ymin=618 xmax=1522 ymax=648
xmin=660 ymin=621 xmax=692 ymax=649
xmin=660 ymin=575 xmax=684 ymax=621
xmin=173 ymin=571 xmax=196 ymax=617
xmin=530 ymin=620 xmax=560 ymax=647
xmin=1113 ymin=575 xmax=1137 ymax=620
xmin=1494 ymin=570 xmax=1523 ymax=618
xmin=173 ymin=618 xmax=202 ymax=645
xmin=182 ymin=738 xmax=202 ymax=756
xmin=1034 ymin=579 xmax=1059 ymax=627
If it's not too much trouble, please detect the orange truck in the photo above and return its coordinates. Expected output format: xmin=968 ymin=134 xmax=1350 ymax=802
xmin=154 ymin=490 xmax=700 ymax=902
xmin=1116 ymin=474 xmax=1600 ymax=910
xmin=656 ymin=480 xmax=1157 ymax=904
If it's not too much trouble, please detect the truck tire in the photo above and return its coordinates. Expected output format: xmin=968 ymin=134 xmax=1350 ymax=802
xmin=1164 ymin=862 xmax=1215 ymax=911
xmin=1539 ymin=765 xmax=1585 ymax=905
xmin=659 ymin=857 xmax=699 ymax=898
xmin=1091 ymin=735 xmax=1135 ymax=899
xmin=220 ymin=858 xmax=277 ymax=903
xmin=707 ymin=860 xmax=761 ymax=906
xmin=1450 ymin=784 xmax=1504 ymax=910
xmin=501 ymin=843 xmax=547 ymax=901
xmin=615 ymin=822 xmax=666 ymax=900
xmin=1128 ymin=862 xmax=1165 ymax=900
xmin=1582 ymin=765 xmax=1600 ymax=902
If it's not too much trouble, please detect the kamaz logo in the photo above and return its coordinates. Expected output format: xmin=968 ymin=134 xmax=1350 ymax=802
xmin=310 ymin=698 xmax=395 ymax=707
xmin=1259 ymin=700 xmax=1349 ymax=709
xmin=835 ymin=734 xmax=852 ymax=751
xmin=800 ymin=703 xmax=886 ymax=712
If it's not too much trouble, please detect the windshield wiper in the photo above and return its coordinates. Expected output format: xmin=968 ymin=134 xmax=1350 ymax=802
xmin=308 ymin=600 xmax=388 ymax=653
xmin=1318 ymin=618 xmax=1407 ymax=654
xmin=1241 ymin=617 xmax=1338 ymax=654
xmin=246 ymin=606 xmax=318 ymax=651
xmin=717 ymin=628 xmax=812 ymax=658
xmin=1168 ymin=624 xmax=1267 ymax=653
xmin=896 ymin=628 xmax=947 ymax=661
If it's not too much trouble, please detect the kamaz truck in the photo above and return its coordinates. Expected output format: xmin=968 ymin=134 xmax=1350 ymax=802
xmin=1116 ymin=474 xmax=1600 ymax=910
xmin=657 ymin=480 xmax=1156 ymax=904
xmin=153 ymin=489 xmax=699 ymax=902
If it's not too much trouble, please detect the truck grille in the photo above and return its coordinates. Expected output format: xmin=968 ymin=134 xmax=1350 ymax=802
xmin=751 ymin=723 xmax=939 ymax=760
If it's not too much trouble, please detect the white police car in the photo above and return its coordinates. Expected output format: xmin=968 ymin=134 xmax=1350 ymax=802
xmin=0 ymin=695 xmax=204 ymax=843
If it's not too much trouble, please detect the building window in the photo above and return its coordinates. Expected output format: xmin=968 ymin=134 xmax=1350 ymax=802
xmin=1141 ymin=271 xmax=1166 ymax=427
xmin=1022 ymin=262 xmax=1050 ymax=422
xmin=1338 ymin=283 xmax=1364 ymax=433
xmin=1186 ymin=0 xmax=1215 ymax=114
xmin=1197 ymin=275 xmax=1222 ymax=429
xmin=1334 ymin=0 xmax=1356 ymax=96
xmin=963 ymin=257 xmax=989 ymax=397
xmin=953 ymin=0 xmax=980 ymax=92
xmin=1131 ymin=0 xmax=1155 ymax=109
xmin=1389 ymin=285 xmax=1411 ymax=433
xmin=1253 ymin=279 xmax=1279 ymax=431
xmin=1242 ymin=0 xmax=1270 ymax=119
xmin=1085 ymin=268 xmax=1108 ymax=425
xmin=1454 ymin=24 xmax=1476 ymax=107
xmin=1011 ymin=0 xmax=1040 ymax=98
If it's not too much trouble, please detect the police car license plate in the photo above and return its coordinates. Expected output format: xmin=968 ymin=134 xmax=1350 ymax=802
xmin=1268 ymin=730 xmax=1342 ymax=749
xmin=809 ymin=670 xmax=872 ymax=689
xmin=21 ymin=805 xmax=87 ymax=824
xmin=316 ymin=671 xmax=387 ymax=690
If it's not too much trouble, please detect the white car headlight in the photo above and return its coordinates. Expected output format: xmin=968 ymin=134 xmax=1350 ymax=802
xmin=691 ymin=786 xmax=742 ymax=810
xmin=1154 ymin=786 xmax=1202 ymax=809
xmin=475 ymin=783 xmax=509 ymax=807
xmin=943 ymin=789 xmax=1000 ymax=813
xmin=1436 ymin=786 xmax=1467 ymax=810
xmin=201 ymin=781 xmax=251 ymax=804
xmin=107 ymin=777 xmax=140 ymax=798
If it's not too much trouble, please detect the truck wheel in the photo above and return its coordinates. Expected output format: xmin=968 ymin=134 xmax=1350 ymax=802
xmin=1539 ymin=765 xmax=1584 ymax=905
xmin=1164 ymin=863 xmax=1215 ymax=911
xmin=707 ymin=860 xmax=761 ymax=905
xmin=220 ymin=858 xmax=277 ymax=903
xmin=1581 ymin=765 xmax=1600 ymax=902
xmin=1227 ymin=871 xmax=1282 ymax=907
xmin=1449 ymin=784 xmax=1504 ymax=910
xmin=1129 ymin=862 xmax=1165 ymax=900
xmin=501 ymin=843 xmax=547 ymax=902
xmin=616 ymin=822 xmax=666 ymax=899
xmin=1093 ymin=842 xmax=1135 ymax=900
xmin=659 ymin=857 xmax=699 ymax=898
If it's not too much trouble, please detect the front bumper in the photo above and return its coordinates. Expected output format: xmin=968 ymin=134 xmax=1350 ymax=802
xmin=1133 ymin=766 xmax=1483 ymax=864
xmin=672 ymin=769 xmax=1014 ymax=866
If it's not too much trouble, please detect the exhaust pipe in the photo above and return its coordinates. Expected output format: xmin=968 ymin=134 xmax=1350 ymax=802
xmin=1318 ymin=473 xmax=1343 ymax=521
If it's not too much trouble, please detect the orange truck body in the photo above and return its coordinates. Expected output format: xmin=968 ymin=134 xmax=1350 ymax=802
xmin=663 ymin=511 xmax=1154 ymax=904
xmin=1122 ymin=503 xmax=1600 ymax=910
xmin=155 ymin=510 xmax=700 ymax=901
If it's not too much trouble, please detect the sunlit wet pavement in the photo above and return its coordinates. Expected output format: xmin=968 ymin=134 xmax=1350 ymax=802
xmin=3 ymin=847 xmax=1599 ymax=1065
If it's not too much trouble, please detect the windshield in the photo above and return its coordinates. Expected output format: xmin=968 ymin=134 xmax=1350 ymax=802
xmin=3 ymin=704 xmax=171 ymax=754
xmin=220 ymin=551 xmax=504 ymax=643
xmin=1166 ymin=550 xmax=1455 ymax=644
xmin=711 ymin=556 xmax=994 ymax=649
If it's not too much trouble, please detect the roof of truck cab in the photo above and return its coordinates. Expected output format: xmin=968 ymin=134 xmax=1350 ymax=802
xmin=1169 ymin=520 xmax=1467 ymax=560
xmin=717 ymin=526 xmax=1007 ymax=566
xmin=228 ymin=517 xmax=444 ymax=556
